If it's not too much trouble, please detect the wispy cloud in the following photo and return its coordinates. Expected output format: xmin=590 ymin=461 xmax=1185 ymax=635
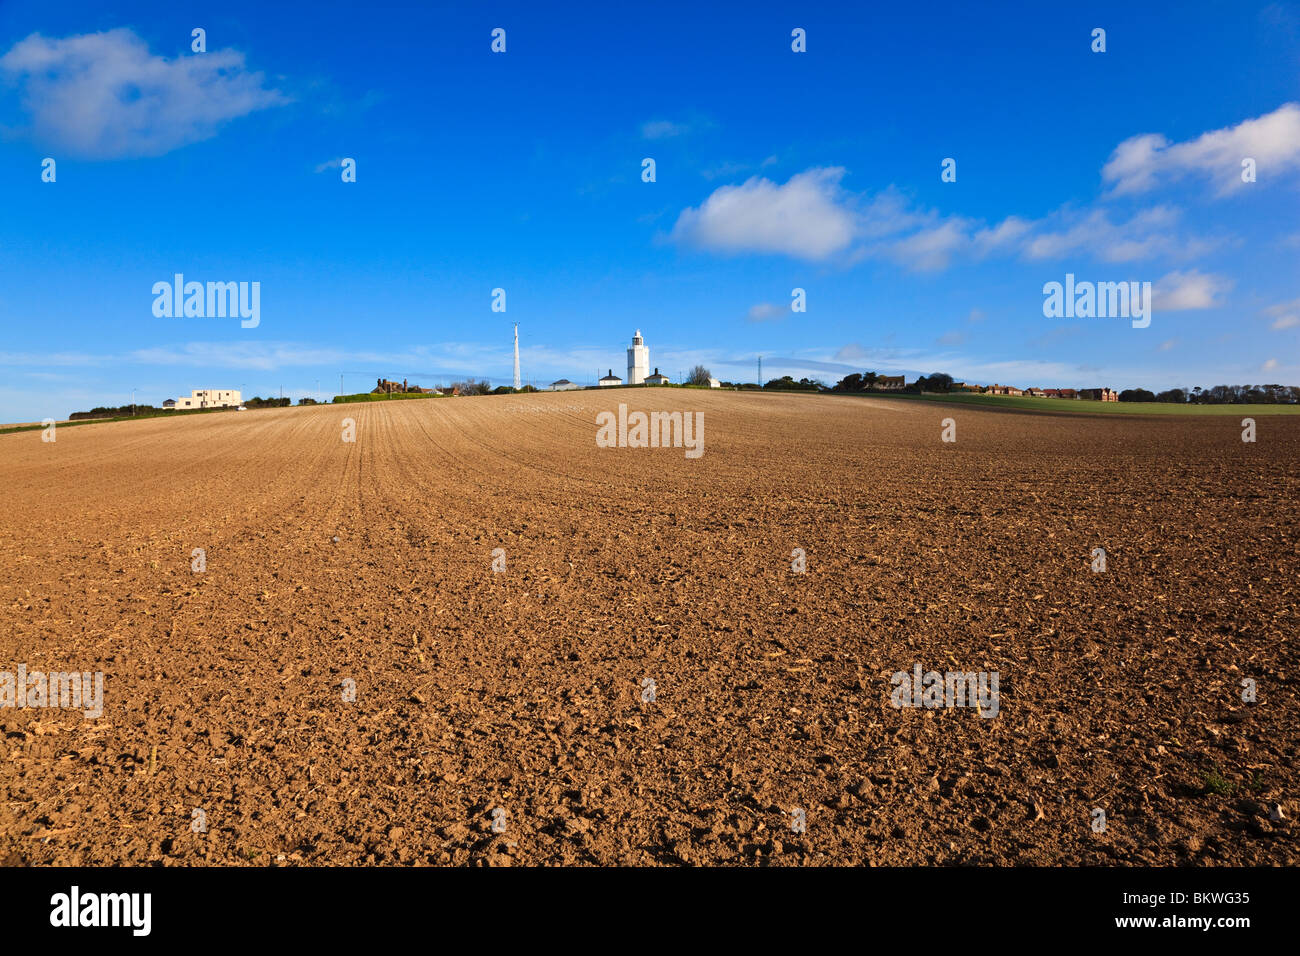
xmin=1021 ymin=206 xmax=1217 ymax=263
xmin=672 ymin=171 xmax=1218 ymax=271
xmin=0 ymin=350 xmax=112 ymax=367
xmin=0 ymin=28 xmax=288 ymax=158
xmin=1027 ymin=324 xmax=1086 ymax=349
xmin=1152 ymin=270 xmax=1233 ymax=310
xmin=746 ymin=302 xmax=784 ymax=322
xmin=1265 ymin=298 xmax=1300 ymax=330
xmin=701 ymin=155 xmax=778 ymax=181
xmin=1102 ymin=103 xmax=1300 ymax=197
xmin=641 ymin=119 xmax=688 ymax=140
xmin=671 ymin=110 xmax=1295 ymax=271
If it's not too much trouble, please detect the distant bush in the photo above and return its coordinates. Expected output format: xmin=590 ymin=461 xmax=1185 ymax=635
xmin=762 ymin=375 xmax=823 ymax=392
xmin=451 ymin=378 xmax=492 ymax=396
xmin=332 ymin=391 xmax=443 ymax=404
xmin=831 ymin=372 xmax=877 ymax=392
xmin=69 ymin=405 xmax=164 ymax=420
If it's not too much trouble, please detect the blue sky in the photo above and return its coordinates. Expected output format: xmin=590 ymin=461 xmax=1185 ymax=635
xmin=1 ymin=0 xmax=1298 ymax=420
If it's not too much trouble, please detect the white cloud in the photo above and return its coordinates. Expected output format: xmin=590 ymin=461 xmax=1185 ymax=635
xmin=1102 ymin=103 xmax=1300 ymax=196
xmin=0 ymin=350 xmax=109 ymax=367
xmin=672 ymin=167 xmax=1216 ymax=270
xmin=671 ymin=168 xmax=858 ymax=260
xmin=129 ymin=342 xmax=349 ymax=370
xmin=1022 ymin=206 xmax=1215 ymax=263
xmin=973 ymin=216 xmax=1033 ymax=255
xmin=1265 ymin=298 xmax=1300 ymax=329
xmin=746 ymin=302 xmax=784 ymax=322
xmin=854 ymin=188 xmax=933 ymax=240
xmin=641 ymin=119 xmax=687 ymax=140
xmin=1263 ymin=358 xmax=1280 ymax=371
xmin=885 ymin=219 xmax=974 ymax=271
xmin=0 ymin=28 xmax=287 ymax=158
xmin=701 ymin=155 xmax=778 ymax=181
xmin=1152 ymin=270 xmax=1233 ymax=311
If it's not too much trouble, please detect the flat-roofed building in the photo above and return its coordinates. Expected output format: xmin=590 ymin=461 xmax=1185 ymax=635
xmin=169 ymin=389 xmax=241 ymax=410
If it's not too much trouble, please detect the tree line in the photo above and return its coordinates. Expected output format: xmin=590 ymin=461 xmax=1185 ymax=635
xmin=1119 ymin=384 xmax=1300 ymax=404
xmin=828 ymin=372 xmax=955 ymax=393
xmin=69 ymin=404 xmax=165 ymax=420
xmin=244 ymin=396 xmax=292 ymax=408
xmin=828 ymin=372 xmax=1298 ymax=403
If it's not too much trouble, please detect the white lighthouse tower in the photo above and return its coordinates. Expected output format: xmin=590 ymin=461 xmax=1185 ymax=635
xmin=627 ymin=329 xmax=649 ymax=385
xmin=513 ymin=323 xmax=521 ymax=390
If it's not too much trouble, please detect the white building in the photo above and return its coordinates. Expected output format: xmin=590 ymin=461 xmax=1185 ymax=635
xmin=645 ymin=367 xmax=671 ymax=385
xmin=168 ymin=388 xmax=241 ymax=410
xmin=627 ymin=329 xmax=649 ymax=385
xmin=599 ymin=369 xmax=622 ymax=387
xmin=708 ymin=378 xmax=721 ymax=389
xmin=549 ymin=378 xmax=581 ymax=392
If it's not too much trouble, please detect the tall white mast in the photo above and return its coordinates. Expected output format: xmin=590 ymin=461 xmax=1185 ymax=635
xmin=513 ymin=323 xmax=521 ymax=390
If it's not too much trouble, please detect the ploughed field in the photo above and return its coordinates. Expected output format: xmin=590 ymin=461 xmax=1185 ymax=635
xmin=0 ymin=390 xmax=1296 ymax=866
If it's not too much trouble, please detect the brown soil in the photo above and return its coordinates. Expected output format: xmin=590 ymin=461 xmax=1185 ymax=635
xmin=0 ymin=391 xmax=1296 ymax=865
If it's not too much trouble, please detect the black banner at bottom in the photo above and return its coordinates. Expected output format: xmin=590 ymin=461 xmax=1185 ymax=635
xmin=0 ymin=865 xmax=1282 ymax=942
